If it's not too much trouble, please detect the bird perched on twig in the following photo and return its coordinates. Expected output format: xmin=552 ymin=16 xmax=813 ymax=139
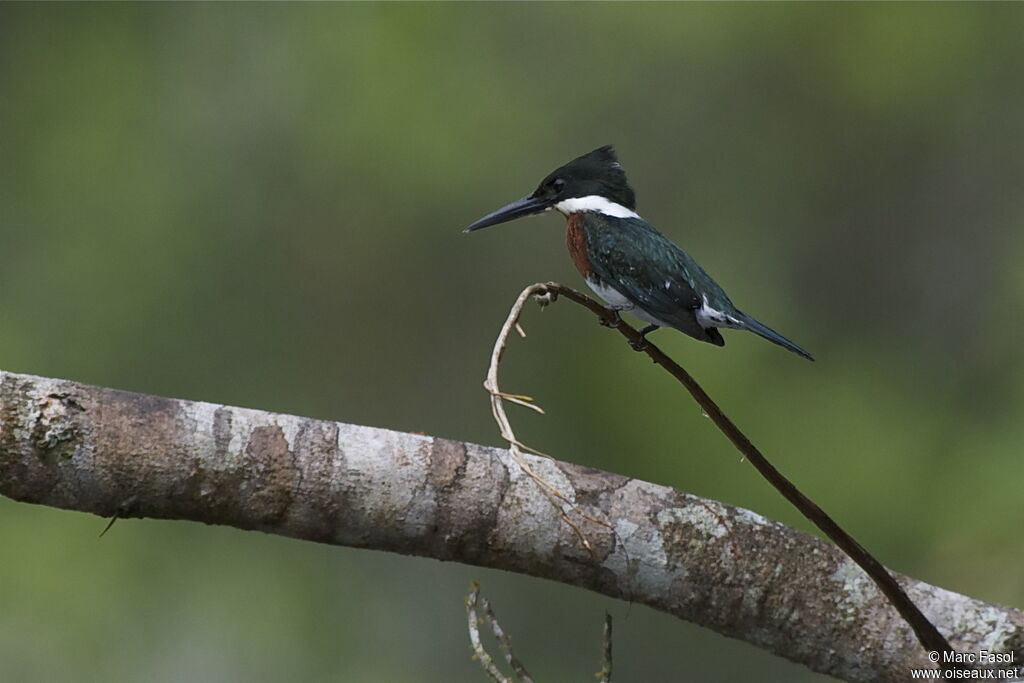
xmin=464 ymin=145 xmax=813 ymax=361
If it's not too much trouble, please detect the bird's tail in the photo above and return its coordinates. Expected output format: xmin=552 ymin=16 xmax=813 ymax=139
xmin=735 ymin=312 xmax=814 ymax=361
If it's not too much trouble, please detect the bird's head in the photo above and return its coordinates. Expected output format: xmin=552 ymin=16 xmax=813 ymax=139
xmin=463 ymin=145 xmax=637 ymax=233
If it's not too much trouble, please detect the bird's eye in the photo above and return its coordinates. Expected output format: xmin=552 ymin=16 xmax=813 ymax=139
xmin=551 ymin=178 xmax=566 ymax=192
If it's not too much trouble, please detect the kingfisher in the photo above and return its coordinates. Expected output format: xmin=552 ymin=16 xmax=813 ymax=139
xmin=464 ymin=145 xmax=813 ymax=360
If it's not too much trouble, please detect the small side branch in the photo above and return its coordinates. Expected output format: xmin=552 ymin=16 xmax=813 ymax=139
xmin=467 ymin=583 xmax=517 ymax=683
xmin=484 ymin=283 xmax=616 ymax=555
xmin=467 ymin=582 xmax=535 ymax=683
xmin=466 ymin=583 xmax=611 ymax=683
xmin=597 ymin=613 xmax=613 ymax=683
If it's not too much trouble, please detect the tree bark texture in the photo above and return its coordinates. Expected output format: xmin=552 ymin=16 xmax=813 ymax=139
xmin=0 ymin=370 xmax=1020 ymax=682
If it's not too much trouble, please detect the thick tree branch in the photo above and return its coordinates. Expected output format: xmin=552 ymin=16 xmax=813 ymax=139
xmin=0 ymin=370 xmax=1020 ymax=682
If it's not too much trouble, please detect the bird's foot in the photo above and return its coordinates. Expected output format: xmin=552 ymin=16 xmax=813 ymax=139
xmin=629 ymin=324 xmax=660 ymax=352
xmin=599 ymin=309 xmax=622 ymax=328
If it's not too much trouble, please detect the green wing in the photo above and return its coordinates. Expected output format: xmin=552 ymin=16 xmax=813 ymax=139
xmin=582 ymin=215 xmax=725 ymax=341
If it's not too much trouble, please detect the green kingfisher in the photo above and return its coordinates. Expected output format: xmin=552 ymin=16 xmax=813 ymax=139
xmin=464 ymin=146 xmax=813 ymax=360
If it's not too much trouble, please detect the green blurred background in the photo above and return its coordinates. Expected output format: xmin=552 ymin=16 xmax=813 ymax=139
xmin=2 ymin=3 xmax=1022 ymax=681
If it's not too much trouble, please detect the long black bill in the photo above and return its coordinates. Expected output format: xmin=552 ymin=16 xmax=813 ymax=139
xmin=463 ymin=194 xmax=553 ymax=233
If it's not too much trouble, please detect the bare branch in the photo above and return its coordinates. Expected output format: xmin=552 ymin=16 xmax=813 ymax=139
xmin=484 ymin=283 xmax=614 ymax=556
xmin=467 ymin=583 xmax=513 ymax=683
xmin=597 ymin=613 xmax=613 ymax=683
xmin=0 ymin=369 xmax=1020 ymax=681
xmin=479 ymin=592 xmax=534 ymax=683
xmin=512 ymin=282 xmax=959 ymax=667
xmin=465 ymin=583 xmax=610 ymax=683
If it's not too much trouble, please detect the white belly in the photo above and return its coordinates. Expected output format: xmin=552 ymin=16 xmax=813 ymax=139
xmin=585 ymin=277 xmax=673 ymax=328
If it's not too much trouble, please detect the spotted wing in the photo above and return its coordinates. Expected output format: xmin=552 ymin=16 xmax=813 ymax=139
xmin=582 ymin=215 xmax=717 ymax=342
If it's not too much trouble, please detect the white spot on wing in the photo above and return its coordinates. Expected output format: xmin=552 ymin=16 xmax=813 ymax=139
xmin=695 ymin=294 xmax=743 ymax=329
xmin=554 ymin=195 xmax=641 ymax=219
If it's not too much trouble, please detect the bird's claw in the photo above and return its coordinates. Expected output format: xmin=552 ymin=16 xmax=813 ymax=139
xmin=629 ymin=324 xmax=659 ymax=351
xmin=600 ymin=310 xmax=622 ymax=328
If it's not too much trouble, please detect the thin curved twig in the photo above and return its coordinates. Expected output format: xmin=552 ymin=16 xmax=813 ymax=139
xmin=466 ymin=582 xmax=534 ymax=683
xmin=480 ymin=594 xmax=534 ymax=683
xmin=467 ymin=582 xmax=512 ymax=683
xmin=484 ymin=283 xmax=616 ymax=554
xmin=465 ymin=583 xmax=613 ymax=683
xmin=596 ymin=612 xmax=613 ymax=683
xmin=504 ymin=281 xmax=959 ymax=668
